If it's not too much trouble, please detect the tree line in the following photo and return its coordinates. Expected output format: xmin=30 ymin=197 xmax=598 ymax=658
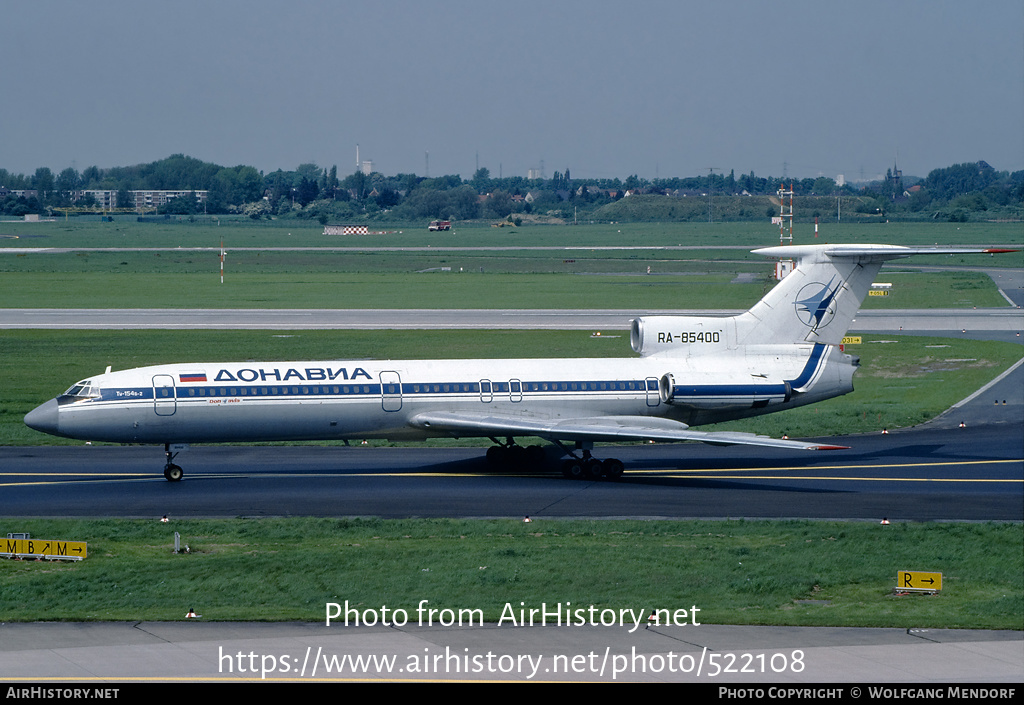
xmin=2 ymin=155 xmax=1021 ymax=222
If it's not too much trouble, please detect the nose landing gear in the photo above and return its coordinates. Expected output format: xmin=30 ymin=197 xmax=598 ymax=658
xmin=163 ymin=443 xmax=184 ymax=482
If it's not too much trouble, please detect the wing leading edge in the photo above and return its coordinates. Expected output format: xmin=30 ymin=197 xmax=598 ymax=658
xmin=410 ymin=411 xmax=848 ymax=451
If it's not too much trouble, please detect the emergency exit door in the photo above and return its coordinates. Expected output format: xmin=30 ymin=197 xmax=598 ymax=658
xmin=153 ymin=375 xmax=177 ymax=416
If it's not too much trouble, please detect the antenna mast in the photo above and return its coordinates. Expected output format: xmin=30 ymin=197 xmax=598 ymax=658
xmin=772 ymin=183 xmax=796 ymax=280
xmin=778 ymin=183 xmax=794 ymax=245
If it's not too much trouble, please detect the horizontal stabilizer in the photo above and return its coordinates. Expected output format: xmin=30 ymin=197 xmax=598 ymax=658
xmin=736 ymin=244 xmax=1019 ymax=346
xmin=753 ymin=244 xmax=1019 ymax=261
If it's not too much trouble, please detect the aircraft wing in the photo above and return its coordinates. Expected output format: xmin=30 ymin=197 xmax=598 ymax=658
xmin=410 ymin=411 xmax=848 ymax=451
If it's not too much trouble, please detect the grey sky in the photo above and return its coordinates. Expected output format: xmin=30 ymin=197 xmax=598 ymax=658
xmin=3 ymin=0 xmax=1021 ymax=182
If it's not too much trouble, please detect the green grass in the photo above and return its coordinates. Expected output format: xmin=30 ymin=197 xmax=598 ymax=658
xmin=0 ymin=271 xmax=768 ymax=309
xmin=0 ymin=269 xmax=1009 ymax=309
xmin=1 ymin=218 xmax=1021 ymax=251
xmin=4 ymin=330 xmax=1021 ymax=445
xmin=2 ymin=219 xmax=1016 ymax=308
xmin=0 ymin=518 xmax=1019 ymax=628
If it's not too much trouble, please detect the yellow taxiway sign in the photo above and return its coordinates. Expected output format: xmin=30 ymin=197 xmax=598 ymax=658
xmin=898 ymin=570 xmax=942 ymax=592
xmin=1 ymin=538 xmax=87 ymax=560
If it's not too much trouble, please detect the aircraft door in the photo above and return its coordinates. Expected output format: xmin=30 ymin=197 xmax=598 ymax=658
xmin=645 ymin=377 xmax=660 ymax=407
xmin=509 ymin=379 xmax=522 ymax=403
xmin=153 ymin=374 xmax=177 ymax=416
xmin=479 ymin=379 xmax=493 ymax=403
xmin=380 ymin=371 xmax=402 ymax=412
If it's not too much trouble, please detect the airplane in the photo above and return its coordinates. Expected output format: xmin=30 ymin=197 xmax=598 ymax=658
xmin=24 ymin=243 xmax=1016 ymax=482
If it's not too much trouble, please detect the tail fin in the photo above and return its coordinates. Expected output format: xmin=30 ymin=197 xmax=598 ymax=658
xmin=629 ymin=244 xmax=1016 ymax=356
xmin=736 ymin=244 xmax=1013 ymax=346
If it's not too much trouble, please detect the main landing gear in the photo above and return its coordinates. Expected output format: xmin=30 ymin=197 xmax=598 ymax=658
xmin=163 ymin=443 xmax=184 ymax=482
xmin=485 ymin=438 xmax=625 ymax=481
xmin=559 ymin=451 xmax=624 ymax=481
xmin=486 ymin=437 xmax=546 ymax=469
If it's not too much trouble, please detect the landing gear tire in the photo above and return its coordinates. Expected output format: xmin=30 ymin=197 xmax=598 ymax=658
xmin=525 ymin=445 xmax=545 ymax=465
xmin=486 ymin=445 xmax=507 ymax=467
xmin=561 ymin=459 xmax=586 ymax=480
xmin=164 ymin=464 xmax=183 ymax=482
xmin=560 ymin=455 xmax=625 ymax=480
xmin=602 ymin=458 xmax=625 ymax=480
xmin=487 ymin=441 xmax=543 ymax=470
xmin=507 ymin=444 xmax=526 ymax=466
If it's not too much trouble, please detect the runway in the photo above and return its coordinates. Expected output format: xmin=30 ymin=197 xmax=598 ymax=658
xmin=3 ymin=418 xmax=1020 ymax=521
xmin=2 ymin=307 xmax=1022 ymax=331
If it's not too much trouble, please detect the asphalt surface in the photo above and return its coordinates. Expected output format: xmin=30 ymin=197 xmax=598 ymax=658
xmin=1 ymin=621 xmax=1020 ymax=683
xmin=2 ymin=421 xmax=1021 ymax=520
xmin=1 ymin=307 xmax=1022 ymax=330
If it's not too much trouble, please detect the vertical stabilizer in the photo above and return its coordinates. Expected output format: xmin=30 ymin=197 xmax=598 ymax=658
xmin=737 ymin=244 xmax=1010 ymax=346
xmin=736 ymin=246 xmax=881 ymax=345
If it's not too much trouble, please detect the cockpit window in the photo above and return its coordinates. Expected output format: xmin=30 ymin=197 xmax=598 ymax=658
xmin=62 ymin=380 xmax=101 ymax=400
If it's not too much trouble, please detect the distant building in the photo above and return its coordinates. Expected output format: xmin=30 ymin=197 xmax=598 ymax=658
xmin=74 ymin=190 xmax=118 ymax=209
xmin=5 ymin=188 xmax=209 ymax=211
xmin=132 ymin=190 xmax=207 ymax=210
xmin=65 ymin=189 xmax=208 ymax=210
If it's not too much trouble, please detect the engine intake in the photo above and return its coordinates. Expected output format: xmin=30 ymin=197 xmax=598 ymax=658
xmin=630 ymin=316 xmax=732 ymax=357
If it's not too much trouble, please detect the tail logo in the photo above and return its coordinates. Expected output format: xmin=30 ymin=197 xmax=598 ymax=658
xmin=794 ymin=278 xmax=841 ymax=329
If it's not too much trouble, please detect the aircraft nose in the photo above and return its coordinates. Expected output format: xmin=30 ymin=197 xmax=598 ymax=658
xmin=24 ymin=399 xmax=59 ymax=435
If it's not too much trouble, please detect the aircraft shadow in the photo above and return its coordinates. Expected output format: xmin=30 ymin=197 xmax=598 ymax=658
xmin=405 ymin=455 xmax=850 ymax=494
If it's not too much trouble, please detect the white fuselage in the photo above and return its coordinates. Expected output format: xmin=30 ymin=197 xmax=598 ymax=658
xmin=42 ymin=344 xmax=854 ymax=445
